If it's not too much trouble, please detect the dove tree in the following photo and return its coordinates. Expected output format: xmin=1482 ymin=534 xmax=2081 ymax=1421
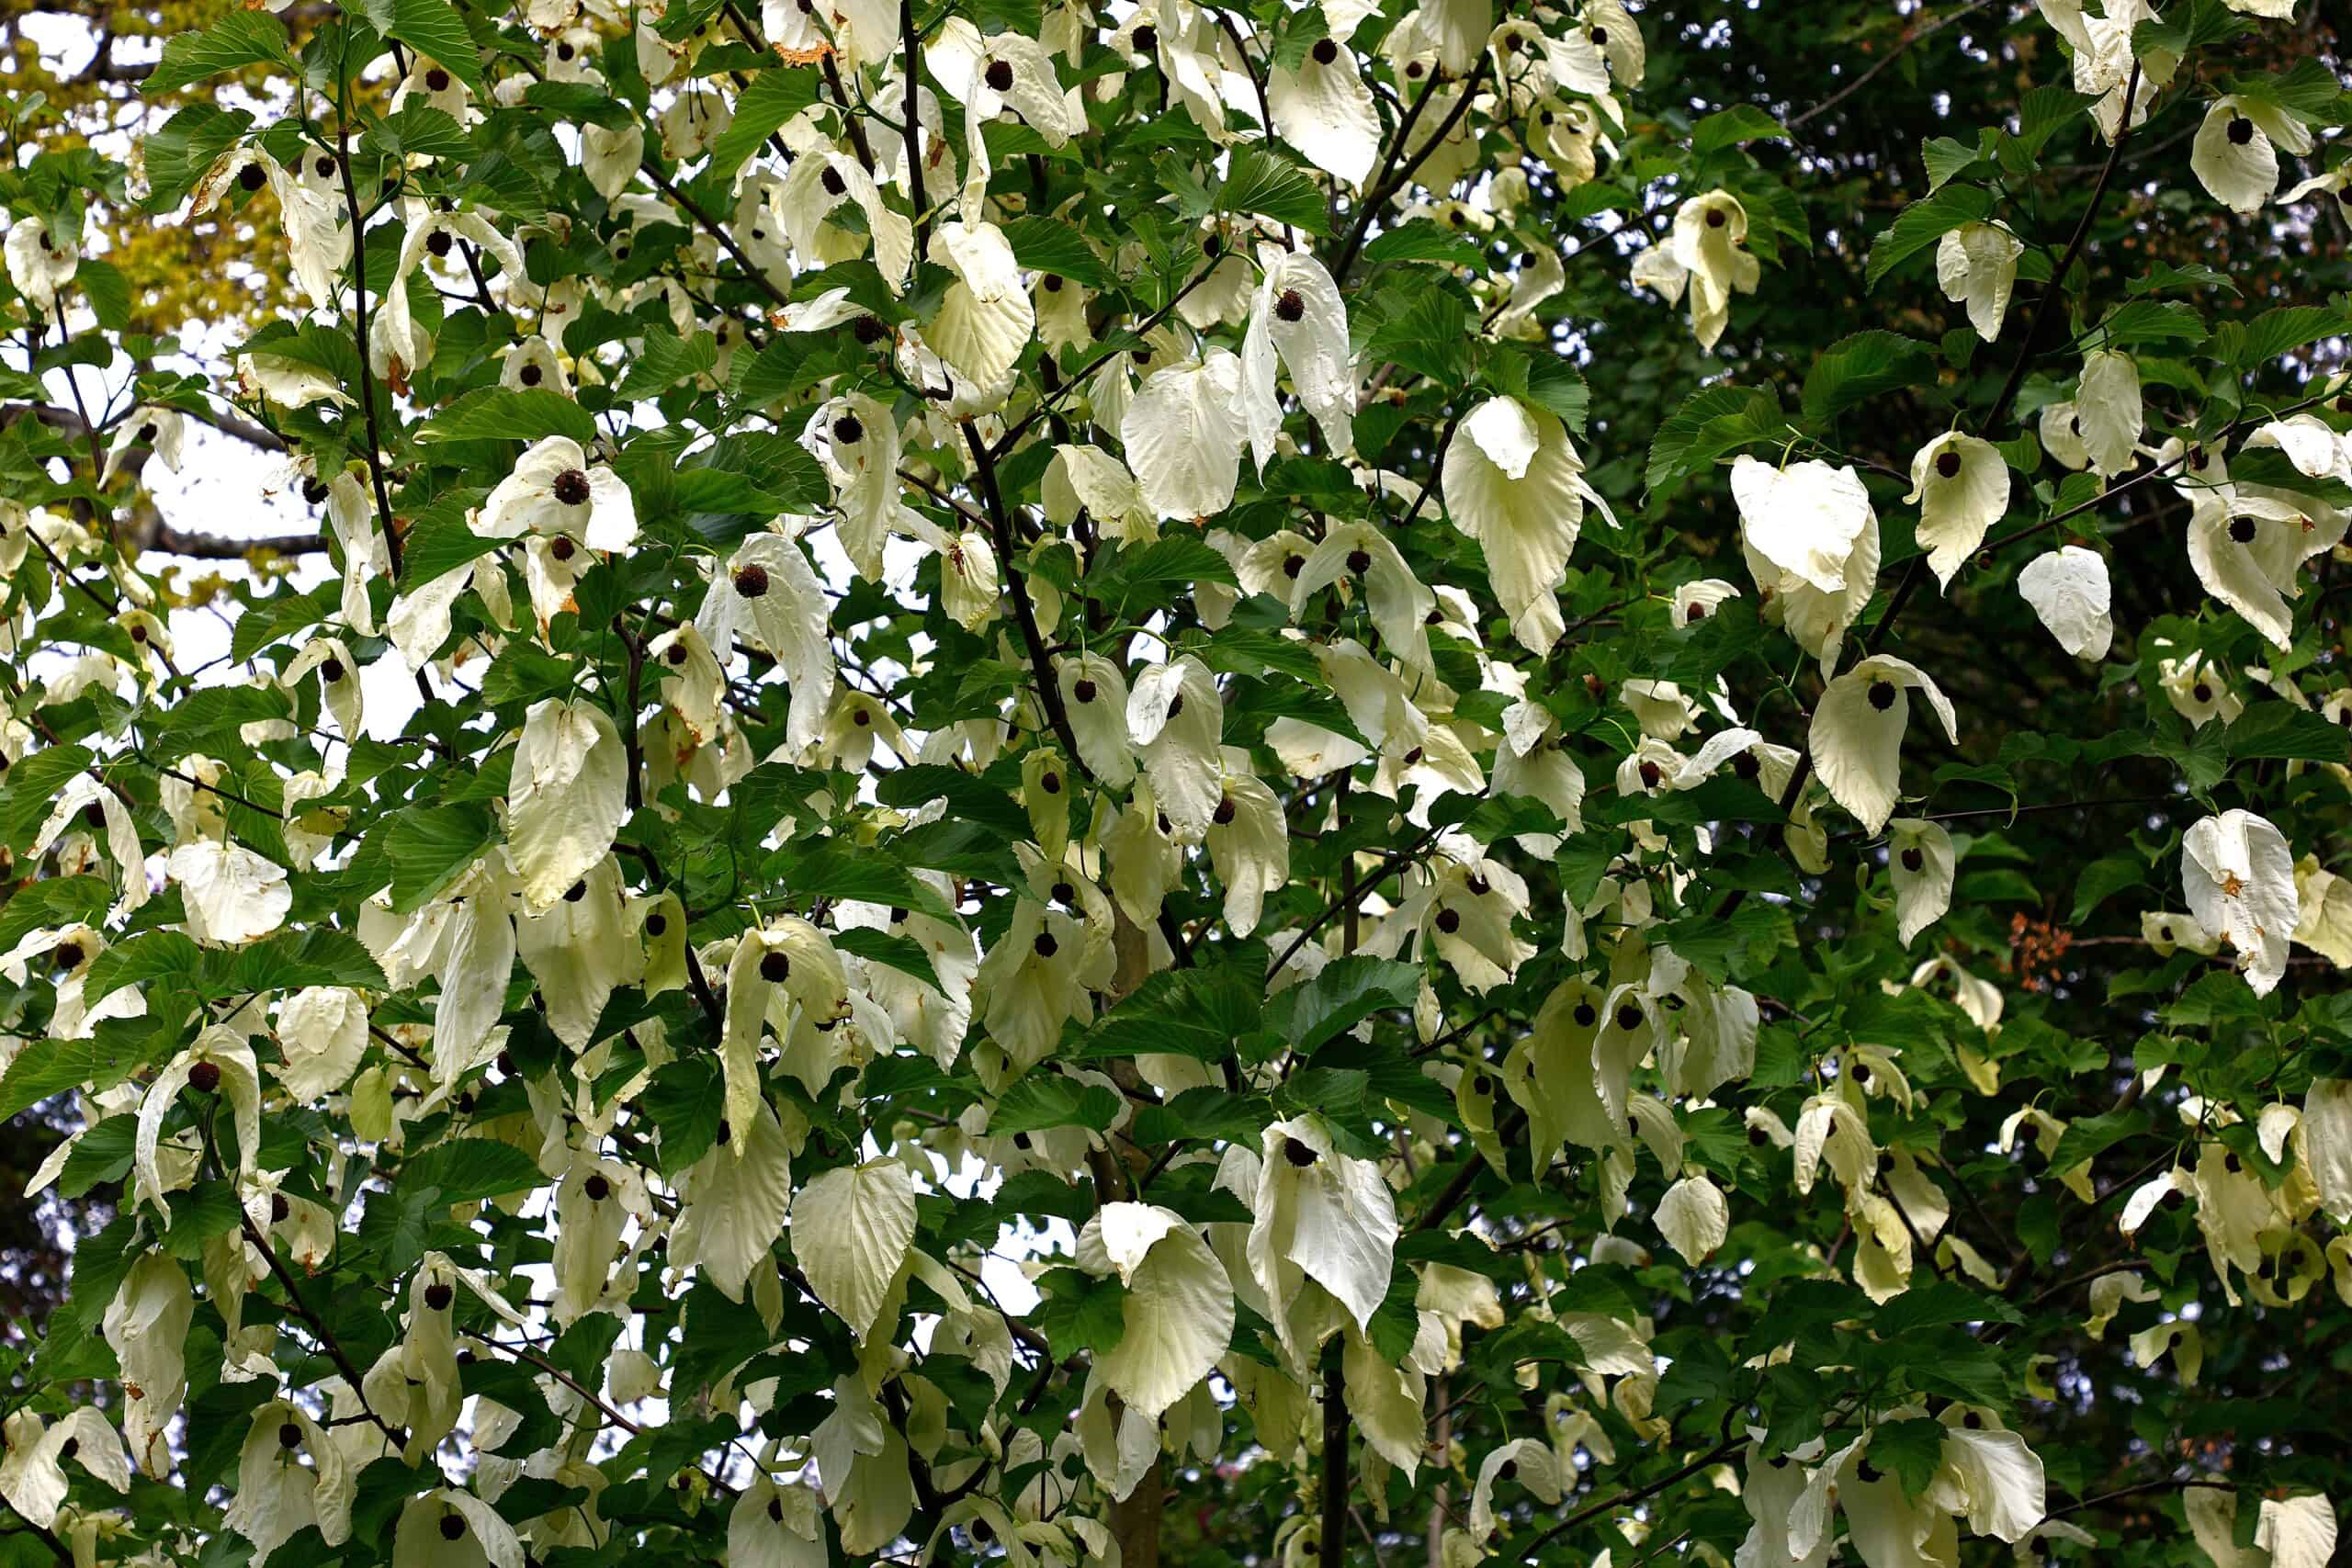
xmin=2 ymin=0 xmax=2352 ymax=1566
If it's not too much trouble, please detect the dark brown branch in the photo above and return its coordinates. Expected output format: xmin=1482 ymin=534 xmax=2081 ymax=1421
xmin=332 ymin=122 xmax=405 ymax=580
xmin=1317 ymin=1334 xmax=1349 ymax=1568
xmin=1787 ymin=0 xmax=2002 ymax=132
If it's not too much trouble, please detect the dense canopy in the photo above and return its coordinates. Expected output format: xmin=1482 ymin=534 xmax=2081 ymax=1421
xmin=2 ymin=0 xmax=2351 ymax=1566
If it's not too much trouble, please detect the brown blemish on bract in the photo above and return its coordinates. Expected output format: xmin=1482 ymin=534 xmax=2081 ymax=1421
xmin=775 ymin=42 xmax=833 ymax=64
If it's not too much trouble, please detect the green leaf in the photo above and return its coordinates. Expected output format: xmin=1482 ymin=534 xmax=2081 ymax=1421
xmin=1801 ymin=331 xmax=1936 ymax=426
xmin=2226 ymin=57 xmax=2346 ymax=121
xmin=1691 ymin=104 xmax=1787 ymax=154
xmin=1216 ymin=147 xmax=1329 ymax=234
xmin=615 ymin=328 xmax=718 ymax=402
xmin=2098 ymin=299 xmax=2206 ymax=350
xmin=1262 ymin=956 xmax=1419 ymax=1056
xmin=874 ymin=764 xmax=1030 ymax=837
xmin=1485 ymin=346 xmax=1589 ymax=434
xmin=85 ymin=932 xmax=206 ymax=1006
xmin=400 ymin=1137 xmax=545 ymax=1206
xmin=0 ymin=749 xmax=96 ymax=856
xmin=141 ymin=104 xmax=254 ymax=208
xmin=641 ymin=1058 xmax=726 ymax=1175
xmin=1091 ymin=536 xmax=1241 ymax=608
xmin=1921 ymin=133 xmax=1990 ymax=194
xmin=830 ymin=927 xmax=944 ymax=992
xmin=2224 ymin=704 xmax=2350 ymax=764
xmin=0 ymin=874 xmax=112 ymax=953
xmin=1872 ymin=1280 xmax=2023 ymax=1334
xmin=2212 ymin=304 xmax=2352 ymax=368
xmin=143 ymin=10 xmax=288 ymax=97
xmin=989 ymin=1074 xmax=1124 ymax=1135
xmin=1646 ymin=383 xmax=1784 ymax=498
xmin=366 ymin=0 xmax=486 ymax=95
xmin=383 ymin=802 xmax=499 ymax=913
xmin=1000 ymin=216 xmax=1115 ymax=288
xmin=415 ymin=387 xmax=597 ymax=446
xmin=0 ymin=1011 xmax=187 ymax=1121
xmin=1363 ymin=221 xmax=1487 ymax=269
xmin=1867 ymin=1416 xmax=1947 ymax=1500
xmin=2007 ymin=85 xmax=2096 ymax=164
xmin=2072 ymin=853 xmax=2148 ymax=924
xmin=232 ymin=581 xmax=338 ymax=660
xmin=364 ymin=102 xmax=473 ymax=163
xmin=1864 ymin=186 xmax=1994 ymax=291
xmin=75 ymin=259 xmax=130 ymax=331
xmin=212 ymin=927 xmax=389 ymax=997
xmin=706 ymin=68 xmax=820 ymax=182
xmin=2225 ymin=447 xmax=2352 ymax=507
xmin=773 ymin=843 xmax=957 ymax=922
xmin=2045 ymin=1107 xmax=2151 ymax=1172
xmin=2132 ymin=0 xmax=2252 ymax=60
xmin=1079 ymin=964 xmax=1268 ymax=1064
xmin=1364 ymin=288 xmax=1475 ymax=387
xmin=1033 ymin=1267 xmax=1128 ymax=1359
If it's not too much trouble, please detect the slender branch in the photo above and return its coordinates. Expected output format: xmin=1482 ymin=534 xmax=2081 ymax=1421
xmin=1981 ymin=61 xmax=2143 ymax=437
xmin=1318 ymin=1334 xmax=1349 ymax=1568
xmin=2052 ymin=1476 xmax=2233 ymax=1517
xmin=240 ymin=1214 xmax=407 ymax=1448
xmin=989 ymin=263 xmax=1221 ymax=457
xmin=1330 ymin=56 xmax=1494 ymax=287
xmin=333 ymin=123 xmax=405 ymax=580
xmin=900 ymin=0 xmax=930 ymax=257
xmin=0 ymin=1495 xmax=73 ymax=1566
xmin=641 ymin=160 xmax=793 ymax=312
xmin=1518 ymin=1434 xmax=1747 ymax=1560
xmin=820 ymin=55 xmax=878 ymax=173
xmin=1788 ymin=0 xmax=2001 ymax=131
xmin=1272 ymin=821 xmax=1445 ymax=973
xmin=613 ymin=615 xmax=646 ymax=812
xmin=1981 ymin=387 xmax=2339 ymax=556
xmin=683 ymin=942 xmax=725 ymax=1032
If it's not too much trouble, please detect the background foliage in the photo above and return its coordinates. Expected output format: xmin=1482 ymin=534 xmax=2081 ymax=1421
xmin=2 ymin=0 xmax=2351 ymax=1565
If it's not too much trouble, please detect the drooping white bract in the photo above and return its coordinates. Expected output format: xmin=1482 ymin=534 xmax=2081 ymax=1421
xmin=1668 ymin=189 xmax=1759 ymax=349
xmin=1808 ymin=655 xmax=1959 ymax=835
xmin=2016 ymin=546 xmax=2114 ymax=659
xmin=1241 ymin=248 xmax=1355 ymax=469
xmin=1247 ymin=1116 xmax=1397 ymax=1352
xmin=1905 ymin=433 xmax=2009 ymax=588
xmin=1937 ymin=220 xmax=2025 ymax=341
xmin=2189 ymin=96 xmax=2312 ymax=214
xmin=1442 ymin=396 xmax=1613 ymax=654
xmin=2075 ymin=349 xmax=2142 ymax=477
xmin=1080 ymin=1201 xmax=1235 ymax=1421
xmin=391 ymin=1489 xmax=525 ymax=1568
xmin=928 ymin=219 xmax=1036 ymax=389
xmin=698 ymin=533 xmax=838 ymax=753
xmin=1655 ymin=1171 xmax=1729 ymax=1264
xmin=1126 ymin=656 xmax=1225 ymax=836
xmin=0 ymin=1409 xmax=129 ymax=1532
xmin=1270 ymin=39 xmax=1380 ymax=185
xmin=221 ymin=1400 xmax=354 ymax=1559
xmin=474 ymin=434 xmax=639 ymax=553
xmin=507 ymin=698 xmax=628 ymax=914
xmin=1732 ymin=457 xmax=1874 ymax=596
xmin=791 ymin=1158 xmax=916 ymax=1343
xmin=169 ymin=838 xmax=292 ymax=945
xmin=2182 ymin=809 xmax=2299 ymax=996
xmin=1291 ymin=518 xmax=1435 ymax=674
xmin=1122 ymin=351 xmax=1249 ymax=521
xmin=103 ymin=1253 xmax=193 ymax=1471
xmin=1887 ymin=818 xmax=1957 ymax=947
